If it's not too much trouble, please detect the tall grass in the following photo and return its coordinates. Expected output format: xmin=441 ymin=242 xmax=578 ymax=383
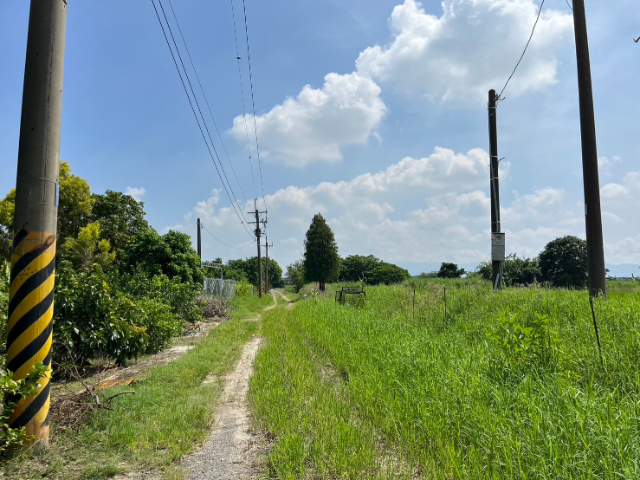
xmin=251 ymin=281 xmax=640 ymax=479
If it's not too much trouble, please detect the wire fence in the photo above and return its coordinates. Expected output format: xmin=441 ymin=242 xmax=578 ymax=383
xmin=203 ymin=278 xmax=237 ymax=299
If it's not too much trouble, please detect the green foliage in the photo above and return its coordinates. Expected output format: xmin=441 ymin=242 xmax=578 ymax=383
xmin=367 ymin=262 xmax=410 ymax=285
xmin=437 ymin=262 xmax=465 ymax=278
xmin=53 ymin=264 xmax=149 ymax=366
xmin=0 ymin=189 xmax=15 ymax=262
xmin=235 ymin=281 xmax=253 ymax=297
xmin=0 ymin=261 xmax=9 ymax=349
xmin=539 ymin=235 xmax=588 ymax=288
xmin=90 ymin=190 xmax=149 ymax=263
xmin=57 ymin=161 xmax=94 ymax=241
xmin=252 ymin=283 xmax=640 ymax=479
xmin=225 ymin=257 xmax=283 ymax=288
xmin=303 ymin=214 xmax=340 ymax=291
xmin=419 ymin=271 xmax=438 ymax=279
xmin=339 ymin=255 xmax=380 ymax=282
xmin=1 ymin=362 xmax=47 ymax=454
xmin=123 ymin=228 xmax=204 ymax=286
xmin=0 ymin=162 xmax=94 ymax=255
xmin=477 ymin=254 xmax=541 ymax=285
xmin=116 ymin=269 xmax=202 ymax=324
xmin=286 ymin=260 xmax=306 ymax=293
xmin=60 ymin=221 xmax=115 ymax=271
xmin=488 ymin=310 xmax=556 ymax=378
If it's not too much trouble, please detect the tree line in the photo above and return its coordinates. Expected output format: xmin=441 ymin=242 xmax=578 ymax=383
xmin=0 ymin=161 xmax=204 ymax=369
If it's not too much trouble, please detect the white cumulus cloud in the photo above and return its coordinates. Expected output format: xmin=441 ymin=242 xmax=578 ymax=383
xmin=125 ymin=187 xmax=146 ymax=201
xmin=356 ymin=0 xmax=573 ymax=104
xmin=231 ymin=72 xmax=387 ymax=166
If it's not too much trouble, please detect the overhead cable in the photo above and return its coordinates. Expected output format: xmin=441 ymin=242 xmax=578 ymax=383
xmin=230 ymin=0 xmax=259 ymax=201
xmin=151 ymin=0 xmax=254 ymax=238
xmin=497 ymin=0 xmax=546 ymax=101
xmin=241 ymin=0 xmax=267 ymax=212
xmin=166 ymin=0 xmax=250 ymax=204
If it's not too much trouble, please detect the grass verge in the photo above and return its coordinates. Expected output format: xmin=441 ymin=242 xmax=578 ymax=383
xmin=250 ymin=282 xmax=640 ymax=479
xmin=2 ymin=295 xmax=266 ymax=479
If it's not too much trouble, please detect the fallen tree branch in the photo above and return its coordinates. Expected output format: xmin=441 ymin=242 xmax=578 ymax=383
xmin=105 ymin=391 xmax=136 ymax=406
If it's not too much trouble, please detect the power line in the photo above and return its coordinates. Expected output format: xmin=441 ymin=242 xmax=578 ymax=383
xmin=497 ymin=0 xmax=546 ymax=101
xmin=201 ymin=223 xmax=253 ymax=250
xmin=157 ymin=0 xmax=247 ymax=216
xmin=241 ymin=0 xmax=267 ymax=212
xmin=166 ymin=0 xmax=250 ymax=204
xmin=230 ymin=0 xmax=259 ymax=201
xmin=151 ymin=0 xmax=254 ymax=239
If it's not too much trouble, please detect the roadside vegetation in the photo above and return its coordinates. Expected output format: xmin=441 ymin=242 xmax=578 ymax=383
xmin=251 ymin=280 xmax=640 ymax=479
xmin=1 ymin=294 xmax=268 ymax=479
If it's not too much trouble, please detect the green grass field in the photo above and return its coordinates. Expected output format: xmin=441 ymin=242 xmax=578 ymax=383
xmin=250 ymin=281 xmax=640 ymax=479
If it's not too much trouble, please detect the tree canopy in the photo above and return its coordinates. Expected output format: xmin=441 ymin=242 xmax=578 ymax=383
xmin=90 ymin=190 xmax=149 ymax=262
xmin=303 ymin=214 xmax=341 ymax=291
xmin=437 ymin=262 xmax=465 ymax=279
xmin=286 ymin=260 xmax=306 ymax=293
xmin=539 ymin=236 xmax=588 ymax=287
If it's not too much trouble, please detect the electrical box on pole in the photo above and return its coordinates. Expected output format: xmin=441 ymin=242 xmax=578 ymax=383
xmin=491 ymin=233 xmax=505 ymax=262
xmin=488 ymin=89 xmax=504 ymax=289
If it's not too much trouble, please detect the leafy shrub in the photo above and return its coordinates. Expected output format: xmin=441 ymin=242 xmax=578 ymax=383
xmin=133 ymin=298 xmax=182 ymax=353
xmin=0 ymin=362 xmax=47 ymax=454
xmin=488 ymin=310 xmax=558 ymax=380
xmin=54 ymin=264 xmax=149 ymax=366
xmin=236 ymin=281 xmax=253 ymax=297
xmin=0 ymin=261 xmax=8 ymax=349
xmin=476 ymin=254 xmax=541 ymax=285
xmin=117 ymin=269 xmax=202 ymax=323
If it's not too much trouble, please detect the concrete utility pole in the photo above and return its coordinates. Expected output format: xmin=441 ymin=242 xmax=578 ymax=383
xmin=572 ymin=0 xmax=607 ymax=298
xmin=248 ymin=199 xmax=267 ymax=297
xmin=263 ymin=237 xmax=273 ymax=292
xmin=488 ymin=89 xmax=504 ymax=290
xmin=6 ymin=0 xmax=67 ymax=449
xmin=197 ymin=218 xmax=202 ymax=261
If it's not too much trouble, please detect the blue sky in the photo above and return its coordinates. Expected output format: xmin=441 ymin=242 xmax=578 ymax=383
xmin=1 ymin=0 xmax=639 ymax=275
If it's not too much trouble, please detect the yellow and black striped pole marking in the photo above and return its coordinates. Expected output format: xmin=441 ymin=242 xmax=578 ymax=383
xmin=5 ymin=229 xmax=56 ymax=442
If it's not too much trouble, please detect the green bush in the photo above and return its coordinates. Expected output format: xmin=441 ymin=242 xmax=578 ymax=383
xmin=0 ymin=261 xmax=8 ymax=349
xmin=53 ymin=263 xmax=149 ymax=366
xmin=117 ymin=269 xmax=202 ymax=324
xmin=0 ymin=362 xmax=47 ymax=454
xmin=236 ymin=281 xmax=253 ymax=297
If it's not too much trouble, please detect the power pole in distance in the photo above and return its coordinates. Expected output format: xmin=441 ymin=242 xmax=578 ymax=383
xmin=488 ymin=89 xmax=504 ymax=290
xmin=262 ymin=237 xmax=273 ymax=292
xmin=572 ymin=0 xmax=607 ymax=298
xmin=196 ymin=218 xmax=202 ymax=261
xmin=6 ymin=0 xmax=68 ymax=449
xmin=248 ymin=199 xmax=267 ymax=297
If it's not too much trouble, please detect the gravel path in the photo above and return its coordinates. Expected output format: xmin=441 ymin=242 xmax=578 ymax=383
xmin=183 ymin=336 xmax=265 ymax=479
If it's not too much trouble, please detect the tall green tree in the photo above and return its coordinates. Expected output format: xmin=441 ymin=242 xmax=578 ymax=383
xmin=57 ymin=161 xmax=94 ymax=240
xmin=0 ymin=161 xmax=93 ymax=255
xmin=286 ymin=260 xmax=306 ymax=293
xmin=123 ymin=229 xmax=204 ymax=285
xmin=90 ymin=190 xmax=149 ymax=262
xmin=303 ymin=213 xmax=340 ymax=291
xmin=539 ymin=236 xmax=588 ymax=288
xmin=437 ymin=262 xmax=465 ymax=279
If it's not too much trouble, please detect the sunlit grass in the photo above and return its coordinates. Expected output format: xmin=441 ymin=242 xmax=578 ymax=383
xmin=251 ymin=281 xmax=640 ymax=479
xmin=2 ymin=294 xmax=268 ymax=479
